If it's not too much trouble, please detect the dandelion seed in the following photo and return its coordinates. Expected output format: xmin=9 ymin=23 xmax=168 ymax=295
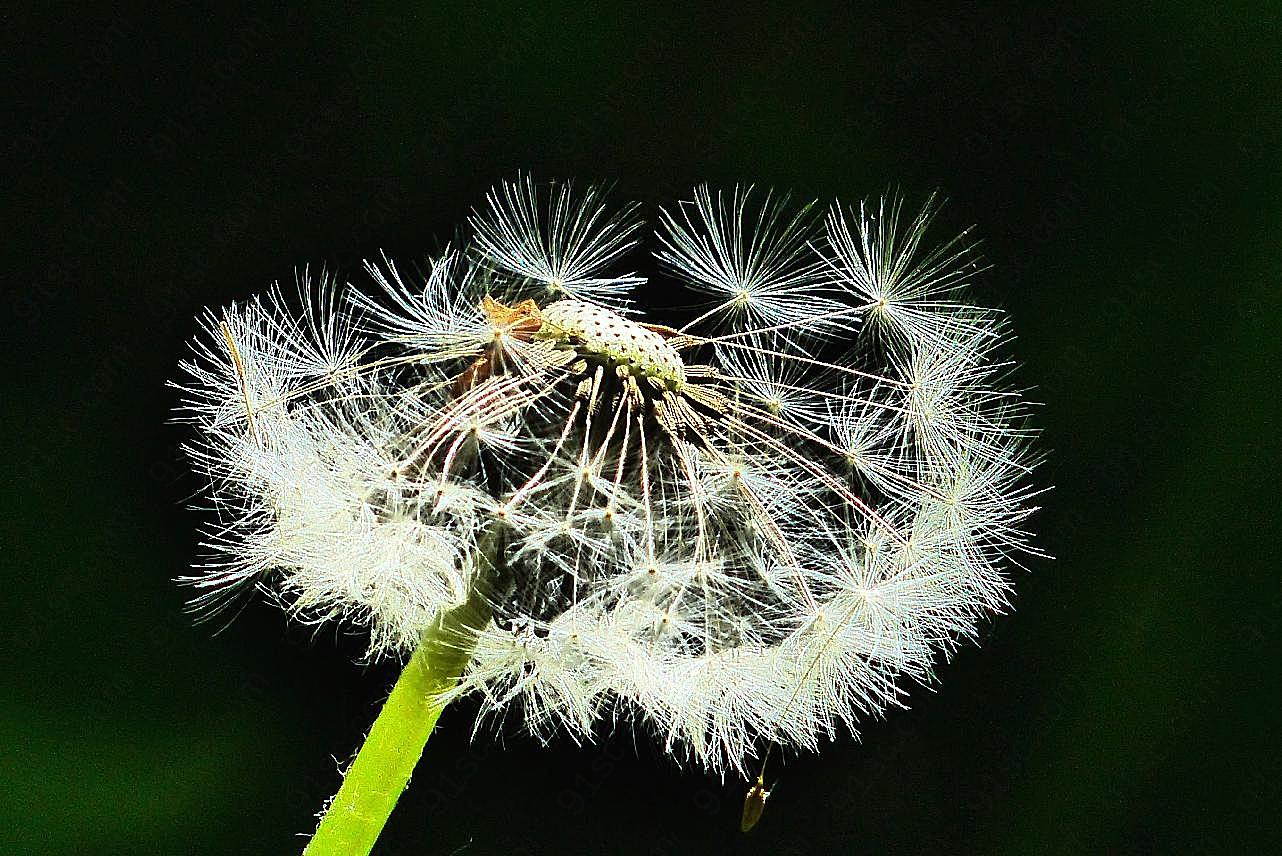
xmin=822 ymin=193 xmax=997 ymax=355
xmin=470 ymin=175 xmax=645 ymax=308
xmin=741 ymin=773 xmax=770 ymax=832
xmin=657 ymin=184 xmax=847 ymax=337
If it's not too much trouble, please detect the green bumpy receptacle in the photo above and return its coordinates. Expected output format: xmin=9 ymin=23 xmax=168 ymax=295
xmin=540 ymin=299 xmax=687 ymax=391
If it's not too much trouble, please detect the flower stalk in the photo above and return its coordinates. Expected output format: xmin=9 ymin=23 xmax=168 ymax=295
xmin=303 ymin=539 xmax=496 ymax=856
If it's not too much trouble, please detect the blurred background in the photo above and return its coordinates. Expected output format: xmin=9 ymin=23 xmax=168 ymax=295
xmin=4 ymin=2 xmax=1280 ymax=853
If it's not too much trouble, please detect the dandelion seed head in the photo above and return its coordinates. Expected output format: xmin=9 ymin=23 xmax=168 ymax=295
xmin=175 ymin=174 xmax=1046 ymax=773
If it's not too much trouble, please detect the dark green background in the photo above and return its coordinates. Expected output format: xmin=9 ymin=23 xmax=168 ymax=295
xmin=5 ymin=3 xmax=1280 ymax=854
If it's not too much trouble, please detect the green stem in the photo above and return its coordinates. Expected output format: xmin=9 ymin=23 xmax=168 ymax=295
xmin=303 ymin=560 xmax=493 ymax=856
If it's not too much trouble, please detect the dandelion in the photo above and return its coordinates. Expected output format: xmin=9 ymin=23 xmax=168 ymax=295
xmin=175 ymin=176 xmax=1044 ymax=852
